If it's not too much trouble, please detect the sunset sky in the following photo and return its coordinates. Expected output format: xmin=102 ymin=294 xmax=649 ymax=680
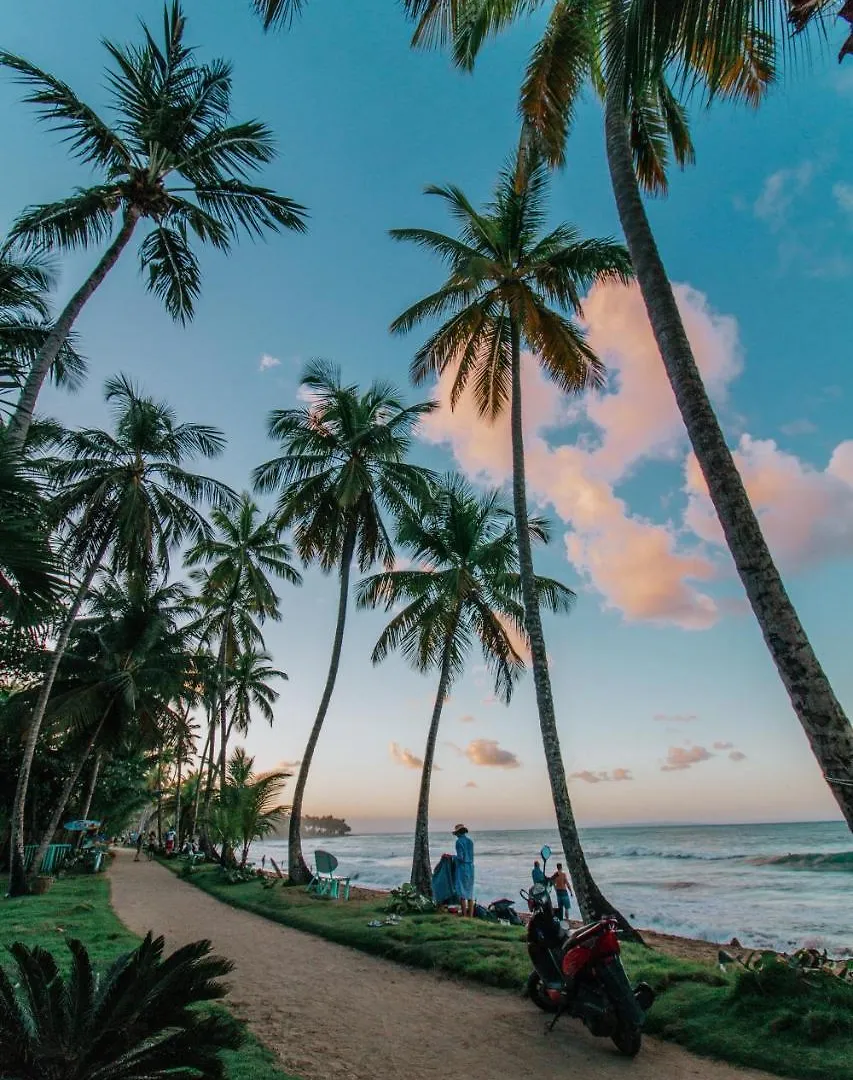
xmin=4 ymin=1 xmax=852 ymax=832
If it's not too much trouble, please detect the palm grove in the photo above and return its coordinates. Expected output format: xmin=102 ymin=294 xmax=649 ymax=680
xmin=1 ymin=0 xmax=852 ymax=916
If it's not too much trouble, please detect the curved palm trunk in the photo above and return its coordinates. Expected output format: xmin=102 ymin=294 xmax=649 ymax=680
xmin=509 ymin=323 xmax=637 ymax=934
xmin=200 ymin=718 xmax=218 ymax=857
xmin=288 ymin=525 xmax=356 ymax=884
xmin=216 ymin=620 xmax=233 ymax=866
xmin=155 ymin=747 xmax=164 ymax=847
xmin=411 ymin=621 xmax=459 ymax=896
xmin=603 ymin=92 xmax=853 ymax=828
xmin=8 ymin=537 xmax=109 ymax=897
xmin=6 ymin=210 xmax=140 ymax=452
xmin=75 ymin=750 xmax=103 ymax=850
xmin=31 ymin=720 xmax=103 ymax=878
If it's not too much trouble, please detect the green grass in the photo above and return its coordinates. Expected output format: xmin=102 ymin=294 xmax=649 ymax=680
xmin=170 ymin=863 xmax=853 ymax=1080
xmin=0 ymin=872 xmax=297 ymax=1080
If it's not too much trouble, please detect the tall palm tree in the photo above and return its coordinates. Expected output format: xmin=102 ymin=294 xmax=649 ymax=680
xmin=409 ymin=0 xmax=853 ymax=829
xmin=391 ymin=147 xmax=634 ymax=923
xmin=253 ymin=360 xmax=437 ymax=882
xmin=0 ymin=1 xmax=307 ymax=450
xmin=358 ymin=474 xmax=574 ymax=894
xmin=185 ymin=494 xmax=300 ymax=815
xmin=7 ymin=375 xmax=229 ymax=896
xmin=226 ymin=649 xmax=288 ymax=746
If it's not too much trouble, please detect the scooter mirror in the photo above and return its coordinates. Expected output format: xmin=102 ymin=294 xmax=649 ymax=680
xmin=540 ymin=845 xmax=551 ymax=861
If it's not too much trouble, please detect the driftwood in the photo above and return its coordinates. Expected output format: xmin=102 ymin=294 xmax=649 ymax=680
xmin=269 ymin=857 xmax=284 ymax=879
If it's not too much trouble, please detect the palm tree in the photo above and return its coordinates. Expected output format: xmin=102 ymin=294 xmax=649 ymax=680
xmin=390 ymin=147 xmax=634 ymax=924
xmin=409 ymin=0 xmax=853 ymax=830
xmin=226 ymin=648 xmax=288 ymax=746
xmin=358 ymin=474 xmax=574 ymax=894
xmin=0 ymin=1 xmax=307 ymax=451
xmin=7 ymin=375 xmax=229 ymax=896
xmin=185 ymin=494 xmax=300 ymax=820
xmin=253 ymin=360 xmax=437 ymax=882
xmin=211 ymin=747 xmax=290 ymax=868
xmin=0 ymin=248 xmax=87 ymax=424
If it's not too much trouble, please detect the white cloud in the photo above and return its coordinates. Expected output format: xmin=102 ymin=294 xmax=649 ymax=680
xmin=780 ymin=419 xmax=817 ymax=436
xmin=259 ymin=353 xmax=282 ymax=372
xmin=834 ymin=182 xmax=853 ymax=221
xmin=389 ymin=742 xmax=440 ymax=771
xmin=754 ymin=162 xmax=815 ymax=228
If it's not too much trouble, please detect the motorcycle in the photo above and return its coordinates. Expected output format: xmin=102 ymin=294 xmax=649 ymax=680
xmin=521 ymin=845 xmax=655 ymax=1058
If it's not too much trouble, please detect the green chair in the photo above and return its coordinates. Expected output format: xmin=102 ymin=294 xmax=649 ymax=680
xmin=307 ymin=850 xmax=351 ymax=900
xmin=21 ymin=843 xmax=72 ymax=875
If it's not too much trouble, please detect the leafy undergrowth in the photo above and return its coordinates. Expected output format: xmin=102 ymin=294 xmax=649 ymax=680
xmin=170 ymin=862 xmax=853 ymax=1080
xmin=0 ymin=874 xmax=297 ymax=1080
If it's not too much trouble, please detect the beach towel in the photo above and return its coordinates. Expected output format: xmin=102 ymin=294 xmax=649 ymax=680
xmin=431 ymin=853 xmax=458 ymax=905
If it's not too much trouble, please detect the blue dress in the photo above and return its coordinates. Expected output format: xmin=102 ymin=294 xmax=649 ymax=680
xmin=455 ymin=834 xmax=475 ymax=900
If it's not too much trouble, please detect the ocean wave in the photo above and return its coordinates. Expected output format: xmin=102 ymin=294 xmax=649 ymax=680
xmin=747 ymin=851 xmax=853 ymax=871
xmin=587 ymin=846 xmax=739 ymax=861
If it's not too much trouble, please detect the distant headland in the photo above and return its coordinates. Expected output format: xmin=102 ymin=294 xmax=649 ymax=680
xmin=274 ymin=815 xmax=352 ymax=838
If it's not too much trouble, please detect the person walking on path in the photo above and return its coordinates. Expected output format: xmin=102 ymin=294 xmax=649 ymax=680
xmin=134 ymin=832 xmax=143 ymax=862
xmin=453 ymin=824 xmax=475 ymax=917
xmin=551 ymin=863 xmax=573 ymax=922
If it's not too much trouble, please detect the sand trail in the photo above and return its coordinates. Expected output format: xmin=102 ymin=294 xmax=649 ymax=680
xmin=109 ymin=851 xmax=770 ymax=1080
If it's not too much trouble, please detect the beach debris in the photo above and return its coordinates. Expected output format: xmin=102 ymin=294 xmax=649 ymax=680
xmin=367 ymin=915 xmax=402 ymax=928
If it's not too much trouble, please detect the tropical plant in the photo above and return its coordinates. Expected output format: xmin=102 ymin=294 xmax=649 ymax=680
xmin=186 ymin=493 xmax=300 ymax=841
xmin=26 ymin=572 xmax=198 ymax=876
xmin=407 ymin=0 xmax=853 ymax=832
xmin=7 ymin=375 xmax=229 ymax=896
xmin=358 ymin=474 xmax=574 ymax=894
xmin=0 ymin=0 xmax=307 ymax=450
xmin=210 ymin=747 xmax=290 ymax=869
xmin=253 ymin=359 xmax=437 ymax=882
xmin=391 ymin=145 xmax=635 ymax=925
xmin=0 ymin=248 xmax=87 ymax=423
xmin=0 ymin=932 xmax=242 ymax=1079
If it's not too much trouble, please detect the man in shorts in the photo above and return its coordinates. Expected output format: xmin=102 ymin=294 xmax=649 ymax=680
xmin=551 ymin=863 xmax=573 ymax=922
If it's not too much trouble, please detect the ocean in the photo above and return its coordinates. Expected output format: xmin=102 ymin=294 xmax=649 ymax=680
xmin=254 ymin=820 xmax=853 ymax=956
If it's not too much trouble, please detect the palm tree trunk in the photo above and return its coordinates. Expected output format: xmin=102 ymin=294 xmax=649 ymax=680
xmin=603 ymin=91 xmax=853 ymax=828
xmin=75 ymin=750 xmax=103 ymax=850
xmin=411 ymin=620 xmax=459 ymax=896
xmin=8 ymin=536 xmax=109 ymax=897
xmin=191 ymin=724 xmax=212 ymax=842
xmin=31 ymin=721 xmax=103 ymax=878
xmin=216 ymin=620 xmax=233 ymax=867
xmin=6 ymin=209 xmax=140 ymax=452
xmin=288 ymin=524 xmax=357 ymax=884
xmin=509 ymin=321 xmax=637 ymax=934
xmin=200 ymin=717 xmax=218 ymax=857
xmin=175 ymin=747 xmax=183 ymax=847
xmin=156 ymin=747 xmax=164 ymax=847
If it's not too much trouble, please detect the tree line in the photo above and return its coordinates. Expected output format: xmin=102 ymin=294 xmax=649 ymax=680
xmin=1 ymin=0 xmax=852 ymax=917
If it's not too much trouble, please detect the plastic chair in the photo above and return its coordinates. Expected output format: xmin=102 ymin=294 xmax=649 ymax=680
xmin=307 ymin=849 xmax=351 ymax=900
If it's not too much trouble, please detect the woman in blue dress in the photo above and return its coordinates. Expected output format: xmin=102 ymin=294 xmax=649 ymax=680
xmin=453 ymin=823 xmax=475 ymax=917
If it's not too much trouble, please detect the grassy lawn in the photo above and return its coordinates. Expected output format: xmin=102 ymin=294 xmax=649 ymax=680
xmin=169 ymin=862 xmax=853 ymax=1080
xmin=0 ymin=872 xmax=297 ymax=1080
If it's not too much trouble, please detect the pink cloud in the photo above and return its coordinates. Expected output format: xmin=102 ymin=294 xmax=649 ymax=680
xmin=661 ymin=745 xmax=713 ymax=771
xmin=389 ymin=742 xmax=440 ymax=771
xmin=464 ymin=739 xmax=520 ymax=768
xmin=419 ymin=278 xmax=853 ymax=628
xmin=570 ymin=768 xmax=634 ymax=783
xmin=685 ymin=436 xmax=853 ymax=572
xmin=464 ymin=780 xmax=478 ymax=788
xmin=729 ymin=750 xmax=747 ymax=762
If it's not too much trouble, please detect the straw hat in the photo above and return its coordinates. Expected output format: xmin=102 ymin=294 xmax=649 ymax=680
xmin=452 ymin=823 xmax=468 ymax=835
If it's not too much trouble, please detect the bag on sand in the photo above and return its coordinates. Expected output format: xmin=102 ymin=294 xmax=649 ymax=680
xmin=473 ymin=903 xmax=498 ymax=921
xmin=488 ymin=898 xmax=523 ymax=925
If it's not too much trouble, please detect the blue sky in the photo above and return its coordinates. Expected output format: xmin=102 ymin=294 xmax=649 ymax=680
xmin=3 ymin=1 xmax=852 ymax=831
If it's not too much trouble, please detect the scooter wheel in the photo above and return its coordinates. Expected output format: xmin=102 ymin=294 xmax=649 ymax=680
xmin=525 ymin=971 xmax=559 ymax=1013
xmin=612 ymin=1025 xmax=642 ymax=1057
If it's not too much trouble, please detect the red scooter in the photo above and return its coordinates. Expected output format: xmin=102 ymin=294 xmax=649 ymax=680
xmin=522 ymin=845 xmax=655 ymax=1057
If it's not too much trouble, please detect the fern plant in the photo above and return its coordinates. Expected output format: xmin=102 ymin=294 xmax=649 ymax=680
xmin=0 ymin=932 xmax=242 ymax=1079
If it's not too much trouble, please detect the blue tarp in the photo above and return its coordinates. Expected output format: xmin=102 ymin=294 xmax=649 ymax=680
xmin=431 ymin=853 xmax=458 ymax=905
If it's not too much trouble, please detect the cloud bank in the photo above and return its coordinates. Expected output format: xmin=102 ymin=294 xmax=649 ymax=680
xmin=464 ymin=739 xmax=521 ymax=768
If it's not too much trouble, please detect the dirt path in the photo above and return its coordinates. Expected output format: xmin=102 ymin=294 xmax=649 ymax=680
xmin=109 ymin=851 xmax=768 ymax=1080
